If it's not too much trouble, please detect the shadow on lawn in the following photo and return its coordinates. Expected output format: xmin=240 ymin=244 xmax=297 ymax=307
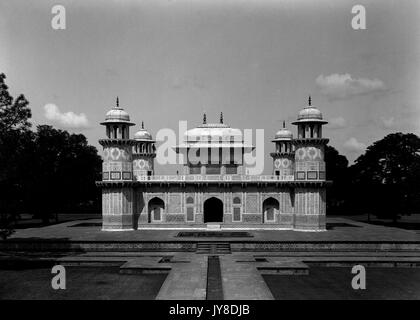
xmin=12 ymin=216 xmax=101 ymax=229
xmin=366 ymin=221 xmax=420 ymax=231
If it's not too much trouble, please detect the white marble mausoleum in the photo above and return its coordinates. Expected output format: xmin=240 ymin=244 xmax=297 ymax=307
xmin=97 ymin=97 xmax=329 ymax=231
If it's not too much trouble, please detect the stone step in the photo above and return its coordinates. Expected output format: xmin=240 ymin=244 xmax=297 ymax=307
xmin=196 ymin=242 xmax=231 ymax=254
xmin=257 ymin=261 xmax=310 ymax=275
xmin=206 ymin=224 xmax=221 ymax=230
xmin=119 ymin=258 xmax=171 ymax=274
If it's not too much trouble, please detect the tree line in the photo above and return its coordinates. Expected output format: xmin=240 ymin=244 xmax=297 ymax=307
xmin=326 ymin=133 xmax=420 ymax=221
xmin=0 ymin=73 xmax=101 ymax=237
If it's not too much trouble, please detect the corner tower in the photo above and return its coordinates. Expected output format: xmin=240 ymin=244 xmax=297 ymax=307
xmin=270 ymin=121 xmax=295 ymax=180
xmin=99 ymin=97 xmax=136 ymax=230
xmin=292 ymin=96 xmax=329 ymax=231
xmin=133 ymin=121 xmax=156 ymax=180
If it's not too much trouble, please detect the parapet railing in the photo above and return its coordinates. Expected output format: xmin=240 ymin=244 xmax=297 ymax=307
xmin=135 ymin=174 xmax=295 ymax=182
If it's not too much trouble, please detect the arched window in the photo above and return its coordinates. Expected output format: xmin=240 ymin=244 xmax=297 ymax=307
xmin=186 ymin=196 xmax=194 ymax=222
xmin=233 ymin=197 xmax=241 ymax=204
xmin=186 ymin=207 xmax=194 ymax=222
xmin=232 ymin=196 xmax=242 ymax=222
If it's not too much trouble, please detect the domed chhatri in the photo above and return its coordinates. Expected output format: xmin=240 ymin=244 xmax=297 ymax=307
xmin=101 ymin=97 xmax=135 ymax=126
xmin=100 ymin=97 xmax=136 ymax=140
xmin=273 ymin=121 xmax=293 ymax=141
xmin=292 ymin=96 xmax=328 ymax=140
xmin=292 ymin=96 xmax=328 ymax=124
xmin=271 ymin=120 xmax=294 ymax=180
xmin=134 ymin=121 xmax=154 ymax=141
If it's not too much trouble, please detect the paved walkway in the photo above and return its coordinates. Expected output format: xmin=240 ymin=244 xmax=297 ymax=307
xmin=156 ymin=254 xmax=208 ymax=300
xmin=220 ymin=255 xmax=274 ymax=300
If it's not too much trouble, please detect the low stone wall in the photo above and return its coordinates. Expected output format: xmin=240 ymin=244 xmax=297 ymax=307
xmin=1 ymin=240 xmax=419 ymax=253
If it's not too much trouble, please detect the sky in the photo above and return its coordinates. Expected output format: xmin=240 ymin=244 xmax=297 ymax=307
xmin=1 ymin=0 xmax=420 ymax=174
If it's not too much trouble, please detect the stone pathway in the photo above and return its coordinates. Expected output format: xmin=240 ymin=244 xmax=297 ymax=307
xmin=219 ymin=255 xmax=274 ymax=300
xmin=156 ymin=254 xmax=207 ymax=300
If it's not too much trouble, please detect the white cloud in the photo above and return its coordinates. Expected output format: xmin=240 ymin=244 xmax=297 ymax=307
xmin=343 ymin=137 xmax=367 ymax=153
xmin=380 ymin=117 xmax=396 ymax=129
xmin=167 ymin=74 xmax=205 ymax=90
xmin=316 ymin=73 xmax=386 ymax=100
xmin=44 ymin=103 xmax=89 ymax=129
xmin=328 ymin=116 xmax=347 ymax=129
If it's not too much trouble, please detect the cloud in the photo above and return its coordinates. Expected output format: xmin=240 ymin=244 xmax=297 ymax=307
xmin=380 ymin=117 xmax=396 ymax=129
xmin=328 ymin=116 xmax=347 ymax=129
xmin=167 ymin=74 xmax=205 ymax=90
xmin=343 ymin=137 xmax=367 ymax=153
xmin=44 ymin=103 xmax=89 ymax=129
xmin=316 ymin=73 xmax=387 ymax=100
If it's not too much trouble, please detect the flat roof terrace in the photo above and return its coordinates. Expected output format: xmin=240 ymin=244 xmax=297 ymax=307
xmin=97 ymin=174 xmax=331 ymax=187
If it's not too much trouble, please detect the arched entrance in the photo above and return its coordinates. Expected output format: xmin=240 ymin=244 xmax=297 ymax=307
xmin=262 ymin=197 xmax=279 ymax=223
xmin=148 ymin=197 xmax=164 ymax=223
xmin=203 ymin=197 xmax=223 ymax=223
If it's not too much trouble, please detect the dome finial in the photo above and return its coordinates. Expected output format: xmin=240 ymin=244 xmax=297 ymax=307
xmin=203 ymin=112 xmax=207 ymax=124
xmin=141 ymin=121 xmax=144 ymax=129
xmin=283 ymin=120 xmax=286 ymax=128
xmin=116 ymin=96 xmax=119 ymax=108
xmin=220 ymin=112 xmax=223 ymax=124
xmin=308 ymin=95 xmax=312 ymax=106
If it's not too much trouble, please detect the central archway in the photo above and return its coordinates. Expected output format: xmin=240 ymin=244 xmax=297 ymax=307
xmin=262 ymin=197 xmax=279 ymax=223
xmin=203 ymin=197 xmax=224 ymax=223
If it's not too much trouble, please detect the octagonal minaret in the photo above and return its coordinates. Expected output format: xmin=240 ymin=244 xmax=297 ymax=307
xmin=292 ymin=96 xmax=329 ymax=231
xmin=133 ymin=121 xmax=156 ymax=180
xmin=99 ymin=97 xmax=136 ymax=230
xmin=292 ymin=96 xmax=328 ymax=181
xmin=270 ymin=121 xmax=295 ymax=180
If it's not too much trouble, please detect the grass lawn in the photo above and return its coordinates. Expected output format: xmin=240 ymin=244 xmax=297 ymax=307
xmin=263 ymin=267 xmax=420 ymax=300
xmin=342 ymin=214 xmax=420 ymax=232
xmin=0 ymin=266 xmax=167 ymax=300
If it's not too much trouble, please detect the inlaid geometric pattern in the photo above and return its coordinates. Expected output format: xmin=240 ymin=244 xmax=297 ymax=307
xmin=103 ymin=146 xmax=132 ymax=161
xmin=295 ymin=147 xmax=322 ymax=160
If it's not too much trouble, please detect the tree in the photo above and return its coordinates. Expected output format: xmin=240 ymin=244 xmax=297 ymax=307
xmin=351 ymin=133 xmax=420 ymax=222
xmin=27 ymin=126 xmax=102 ymax=223
xmin=0 ymin=73 xmax=102 ymax=237
xmin=324 ymin=145 xmax=350 ymax=214
xmin=0 ymin=74 xmax=31 ymax=134
xmin=0 ymin=73 xmax=32 ymax=238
